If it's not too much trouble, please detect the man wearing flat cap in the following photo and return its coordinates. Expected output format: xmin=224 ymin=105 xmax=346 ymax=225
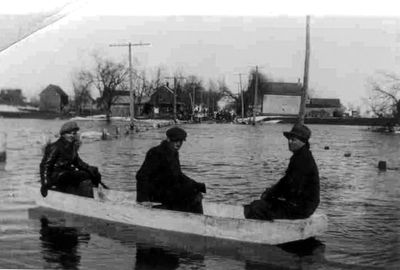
xmin=136 ymin=126 xmax=206 ymax=214
xmin=39 ymin=121 xmax=102 ymax=198
xmin=244 ymin=123 xmax=320 ymax=221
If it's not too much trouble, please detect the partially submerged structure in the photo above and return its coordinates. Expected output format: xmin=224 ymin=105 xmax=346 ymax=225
xmin=39 ymin=84 xmax=69 ymax=113
xmin=306 ymin=98 xmax=343 ymax=117
xmin=260 ymin=82 xmax=303 ymax=116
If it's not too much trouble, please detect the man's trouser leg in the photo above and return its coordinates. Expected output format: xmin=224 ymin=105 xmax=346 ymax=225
xmin=244 ymin=199 xmax=274 ymax=220
xmin=56 ymin=171 xmax=94 ymax=198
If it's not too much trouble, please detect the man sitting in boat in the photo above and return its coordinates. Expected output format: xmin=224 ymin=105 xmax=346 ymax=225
xmin=244 ymin=123 xmax=320 ymax=221
xmin=136 ymin=127 xmax=206 ymax=214
xmin=39 ymin=121 xmax=102 ymax=198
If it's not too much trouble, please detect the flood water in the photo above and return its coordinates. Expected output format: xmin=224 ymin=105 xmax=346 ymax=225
xmin=0 ymin=118 xmax=399 ymax=269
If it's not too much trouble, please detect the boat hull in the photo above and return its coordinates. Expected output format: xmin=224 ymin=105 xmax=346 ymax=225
xmin=25 ymin=185 xmax=328 ymax=245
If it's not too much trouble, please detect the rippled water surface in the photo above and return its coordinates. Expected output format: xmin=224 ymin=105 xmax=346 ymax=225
xmin=0 ymin=118 xmax=399 ymax=269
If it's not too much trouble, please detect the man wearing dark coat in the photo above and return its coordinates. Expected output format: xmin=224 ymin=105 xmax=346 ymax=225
xmin=136 ymin=127 xmax=206 ymax=214
xmin=39 ymin=121 xmax=101 ymax=198
xmin=244 ymin=123 xmax=320 ymax=220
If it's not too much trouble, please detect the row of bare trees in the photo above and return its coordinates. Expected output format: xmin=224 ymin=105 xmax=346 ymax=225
xmin=72 ymin=53 xmax=400 ymax=124
xmin=72 ymin=55 xmax=236 ymax=120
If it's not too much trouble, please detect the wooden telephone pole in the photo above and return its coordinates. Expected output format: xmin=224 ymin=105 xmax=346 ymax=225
xmin=253 ymin=66 xmax=259 ymax=125
xmin=237 ymin=73 xmax=245 ymax=119
xmin=299 ymin=16 xmax=310 ymax=125
xmin=165 ymin=76 xmax=185 ymax=121
xmin=192 ymin=84 xmax=196 ymax=121
xmin=110 ymin=42 xmax=150 ymax=128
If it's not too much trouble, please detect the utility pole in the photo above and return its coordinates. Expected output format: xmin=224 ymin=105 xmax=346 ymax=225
xmin=192 ymin=84 xmax=196 ymax=121
xmin=253 ymin=65 xmax=259 ymax=125
xmin=165 ymin=76 xmax=185 ymax=121
xmin=109 ymin=41 xmax=150 ymax=128
xmin=236 ymin=73 xmax=245 ymax=119
xmin=207 ymin=88 xmax=211 ymax=118
xmin=299 ymin=15 xmax=310 ymax=125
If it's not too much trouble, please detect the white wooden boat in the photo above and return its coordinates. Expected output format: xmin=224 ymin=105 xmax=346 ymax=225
xmin=26 ymin=185 xmax=328 ymax=245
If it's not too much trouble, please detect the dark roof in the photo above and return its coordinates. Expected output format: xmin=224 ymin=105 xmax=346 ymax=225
xmin=40 ymin=84 xmax=68 ymax=97
xmin=261 ymin=82 xmax=302 ymax=96
xmin=152 ymin=85 xmax=174 ymax=95
xmin=307 ymin=98 xmax=341 ymax=108
xmin=114 ymin=95 xmax=130 ymax=105
xmin=114 ymin=90 xmax=130 ymax=96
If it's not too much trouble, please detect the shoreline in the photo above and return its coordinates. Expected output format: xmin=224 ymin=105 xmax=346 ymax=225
xmin=1 ymin=110 xmax=396 ymax=127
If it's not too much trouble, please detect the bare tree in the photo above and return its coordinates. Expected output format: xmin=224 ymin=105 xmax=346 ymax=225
xmin=72 ymin=76 xmax=92 ymax=115
xmin=77 ymin=56 xmax=129 ymax=121
xmin=150 ymin=66 xmax=166 ymax=89
xmin=134 ymin=70 xmax=153 ymax=108
xmin=368 ymin=71 xmax=400 ymax=123
xmin=217 ymin=78 xmax=236 ymax=101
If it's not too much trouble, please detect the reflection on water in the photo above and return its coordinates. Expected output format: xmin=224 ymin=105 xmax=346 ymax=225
xmin=135 ymin=243 xmax=206 ymax=270
xmin=278 ymin=237 xmax=326 ymax=258
xmin=39 ymin=217 xmax=90 ymax=269
xmin=29 ymin=207 xmax=328 ymax=270
xmin=135 ymin=244 xmax=180 ymax=270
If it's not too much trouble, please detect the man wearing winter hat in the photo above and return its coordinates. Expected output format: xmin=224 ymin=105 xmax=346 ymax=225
xmin=39 ymin=121 xmax=102 ymax=198
xmin=136 ymin=126 xmax=206 ymax=214
xmin=244 ymin=123 xmax=320 ymax=221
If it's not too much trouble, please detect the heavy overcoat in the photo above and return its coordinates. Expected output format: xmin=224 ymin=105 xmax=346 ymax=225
xmin=40 ymin=137 xmax=91 ymax=187
xmin=245 ymin=145 xmax=320 ymax=220
xmin=136 ymin=140 xmax=205 ymax=207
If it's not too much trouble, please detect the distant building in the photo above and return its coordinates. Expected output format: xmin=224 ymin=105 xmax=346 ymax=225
xmin=71 ymin=95 xmax=97 ymax=115
xmin=0 ymin=88 xmax=25 ymax=105
xmin=111 ymin=86 xmax=192 ymax=119
xmin=39 ymin=84 xmax=69 ymax=112
xmin=110 ymin=90 xmax=131 ymax=117
xmin=306 ymin=98 xmax=343 ymax=118
xmin=110 ymin=90 xmax=151 ymax=117
xmin=259 ymin=82 xmax=303 ymax=116
xmin=145 ymin=86 xmax=187 ymax=119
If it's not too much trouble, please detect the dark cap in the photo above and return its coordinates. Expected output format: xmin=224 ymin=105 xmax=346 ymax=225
xmin=166 ymin=127 xmax=187 ymax=141
xmin=283 ymin=123 xmax=311 ymax=142
xmin=60 ymin=121 xmax=80 ymax=135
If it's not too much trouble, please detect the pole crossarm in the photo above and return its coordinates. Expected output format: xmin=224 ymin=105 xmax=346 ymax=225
xmin=109 ymin=42 xmax=151 ymax=47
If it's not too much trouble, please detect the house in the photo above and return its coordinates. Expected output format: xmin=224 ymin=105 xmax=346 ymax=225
xmin=110 ymin=90 xmax=131 ymax=117
xmin=143 ymin=86 xmax=187 ymax=119
xmin=306 ymin=98 xmax=343 ymax=118
xmin=39 ymin=84 xmax=69 ymax=112
xmin=258 ymin=82 xmax=303 ymax=116
xmin=71 ymin=95 xmax=97 ymax=115
xmin=111 ymin=86 xmax=190 ymax=119
xmin=111 ymin=90 xmax=154 ymax=118
xmin=0 ymin=88 xmax=25 ymax=105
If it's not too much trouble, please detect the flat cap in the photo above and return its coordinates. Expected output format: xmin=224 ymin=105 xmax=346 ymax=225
xmin=166 ymin=126 xmax=187 ymax=141
xmin=60 ymin=121 xmax=80 ymax=135
xmin=283 ymin=123 xmax=311 ymax=142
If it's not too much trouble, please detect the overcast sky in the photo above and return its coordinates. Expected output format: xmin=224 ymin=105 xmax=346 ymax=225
xmin=1 ymin=0 xmax=399 ymax=110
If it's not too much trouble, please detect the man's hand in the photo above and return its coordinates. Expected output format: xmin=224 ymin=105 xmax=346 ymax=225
xmin=87 ymin=166 xmax=101 ymax=187
xmin=87 ymin=166 xmax=99 ymax=177
xmin=40 ymin=185 xmax=48 ymax=197
xmin=196 ymin=182 xmax=206 ymax=193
